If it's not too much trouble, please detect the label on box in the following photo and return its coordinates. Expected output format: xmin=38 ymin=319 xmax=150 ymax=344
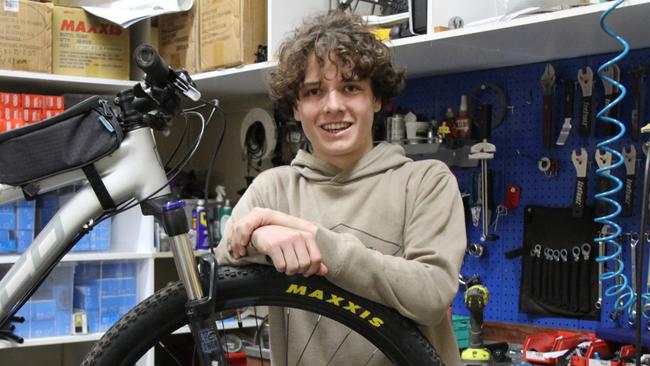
xmin=588 ymin=361 xmax=611 ymax=366
xmin=4 ymin=0 xmax=18 ymax=12
xmin=0 ymin=93 xmax=21 ymax=108
xmin=53 ymin=6 xmax=130 ymax=80
xmin=0 ymin=1 xmax=52 ymax=73
xmin=525 ymin=349 xmax=568 ymax=361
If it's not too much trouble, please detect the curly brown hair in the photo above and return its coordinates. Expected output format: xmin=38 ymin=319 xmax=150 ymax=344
xmin=268 ymin=11 xmax=406 ymax=116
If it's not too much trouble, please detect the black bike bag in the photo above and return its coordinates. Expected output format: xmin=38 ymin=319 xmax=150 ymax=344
xmin=0 ymin=96 xmax=123 ymax=187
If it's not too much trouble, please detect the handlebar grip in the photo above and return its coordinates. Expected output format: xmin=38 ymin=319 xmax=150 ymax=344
xmin=134 ymin=44 xmax=170 ymax=87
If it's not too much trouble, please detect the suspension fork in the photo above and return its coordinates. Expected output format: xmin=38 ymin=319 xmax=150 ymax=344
xmin=142 ymin=197 xmax=227 ymax=366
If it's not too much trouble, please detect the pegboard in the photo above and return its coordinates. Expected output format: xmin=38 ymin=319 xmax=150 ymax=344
xmin=396 ymin=46 xmax=650 ymax=332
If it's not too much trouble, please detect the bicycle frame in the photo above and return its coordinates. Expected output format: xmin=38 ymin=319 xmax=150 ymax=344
xmin=0 ymin=127 xmax=169 ymax=326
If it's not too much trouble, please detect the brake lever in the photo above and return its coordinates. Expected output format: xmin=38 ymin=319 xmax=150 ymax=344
xmin=172 ymin=70 xmax=201 ymax=102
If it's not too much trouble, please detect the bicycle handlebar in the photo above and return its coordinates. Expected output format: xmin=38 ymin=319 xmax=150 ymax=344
xmin=134 ymin=44 xmax=171 ymax=88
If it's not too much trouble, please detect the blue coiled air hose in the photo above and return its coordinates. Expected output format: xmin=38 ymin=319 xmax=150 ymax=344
xmin=594 ymin=0 xmax=635 ymax=316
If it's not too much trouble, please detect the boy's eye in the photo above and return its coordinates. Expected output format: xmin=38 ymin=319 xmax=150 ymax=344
xmin=344 ymin=84 xmax=361 ymax=93
xmin=306 ymin=88 xmax=320 ymax=96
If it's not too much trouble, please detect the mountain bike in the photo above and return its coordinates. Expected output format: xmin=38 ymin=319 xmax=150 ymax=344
xmin=0 ymin=45 xmax=442 ymax=366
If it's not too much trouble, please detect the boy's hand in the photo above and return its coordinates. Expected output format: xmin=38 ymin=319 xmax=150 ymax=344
xmin=249 ymin=225 xmax=328 ymax=277
xmin=228 ymin=207 xmax=317 ymax=258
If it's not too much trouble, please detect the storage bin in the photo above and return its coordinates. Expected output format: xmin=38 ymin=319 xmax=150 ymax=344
xmin=8 ymin=263 xmax=75 ymax=339
xmin=452 ymin=315 xmax=470 ymax=348
xmin=0 ymin=200 xmax=34 ymax=254
xmin=74 ymin=261 xmax=138 ymax=333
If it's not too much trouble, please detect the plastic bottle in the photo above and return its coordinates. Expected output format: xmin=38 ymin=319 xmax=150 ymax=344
xmin=195 ymin=199 xmax=209 ymax=249
xmin=219 ymin=199 xmax=233 ymax=239
xmin=455 ymin=95 xmax=472 ymax=140
xmin=211 ymin=185 xmax=226 ymax=242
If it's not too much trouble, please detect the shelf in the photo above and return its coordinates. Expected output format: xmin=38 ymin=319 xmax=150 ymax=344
xmin=3 ymin=2 xmax=647 ymax=102
xmin=172 ymin=316 xmax=264 ymax=335
xmin=0 ymin=332 xmax=102 ymax=349
xmin=0 ymin=317 xmax=262 ymax=349
xmin=0 ymin=252 xmax=152 ymax=264
xmin=0 ymin=70 xmax=135 ymax=96
xmin=390 ymin=0 xmax=650 ymax=78
xmin=153 ymin=250 xmax=211 ymax=259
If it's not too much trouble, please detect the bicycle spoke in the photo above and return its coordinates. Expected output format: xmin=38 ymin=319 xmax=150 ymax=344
xmin=254 ymin=306 xmax=265 ymax=366
xmin=363 ymin=348 xmax=379 ymax=366
xmin=285 ymin=308 xmax=291 ymax=366
xmin=294 ymin=314 xmax=322 ymax=366
xmin=325 ymin=330 xmax=352 ymax=365
xmin=157 ymin=340 xmax=183 ymax=366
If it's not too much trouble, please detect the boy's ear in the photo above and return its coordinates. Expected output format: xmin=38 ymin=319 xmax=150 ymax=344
xmin=293 ymin=105 xmax=301 ymax=122
xmin=373 ymin=97 xmax=382 ymax=113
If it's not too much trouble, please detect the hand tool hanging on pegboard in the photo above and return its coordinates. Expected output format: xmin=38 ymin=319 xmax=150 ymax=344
xmin=622 ymin=145 xmax=636 ymax=217
xmin=571 ymin=147 xmax=588 ymax=218
xmin=469 ymin=104 xmax=498 ymax=242
xmin=600 ymin=64 xmax=621 ymax=136
xmin=557 ymin=79 xmax=575 ymax=145
xmin=627 ymin=232 xmax=639 ymax=325
xmin=541 ymin=64 xmax=556 ymax=149
xmin=578 ymin=66 xmax=594 ymax=137
xmin=595 ymin=149 xmax=612 ymax=218
xmin=629 ymin=65 xmax=646 ymax=141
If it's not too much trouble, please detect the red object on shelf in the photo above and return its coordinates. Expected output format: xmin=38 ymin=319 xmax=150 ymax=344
xmin=225 ymin=351 xmax=247 ymax=366
xmin=523 ymin=331 xmax=595 ymax=365
xmin=570 ymin=339 xmax=618 ymax=366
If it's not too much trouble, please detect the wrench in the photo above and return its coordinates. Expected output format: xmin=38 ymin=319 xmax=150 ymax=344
xmin=580 ymin=242 xmax=592 ymax=313
xmin=570 ymin=246 xmax=581 ymax=311
xmin=601 ymin=64 xmax=621 ymax=136
xmin=629 ymin=65 xmax=646 ymax=141
xmin=572 ymin=148 xmax=588 ymax=218
xmin=595 ymin=149 xmax=613 ymax=217
xmin=610 ymin=236 xmax=625 ymax=321
xmin=541 ymin=64 xmax=556 ymax=148
xmin=559 ymin=249 xmax=569 ymax=307
xmin=622 ymin=145 xmax=637 ymax=217
xmin=530 ymin=244 xmax=542 ymax=299
xmin=629 ymin=232 xmax=639 ymax=325
xmin=553 ymin=249 xmax=561 ymax=304
xmin=557 ymin=80 xmax=575 ymax=145
xmin=578 ymin=66 xmax=594 ymax=137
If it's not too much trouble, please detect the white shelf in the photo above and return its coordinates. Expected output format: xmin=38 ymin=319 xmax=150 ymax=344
xmin=0 ymin=70 xmax=134 ymax=96
xmin=172 ymin=316 xmax=264 ymax=335
xmin=3 ymin=2 xmax=648 ymax=102
xmin=0 ymin=252 xmax=152 ymax=265
xmin=0 ymin=332 xmax=102 ymax=349
xmin=390 ymin=0 xmax=650 ymax=78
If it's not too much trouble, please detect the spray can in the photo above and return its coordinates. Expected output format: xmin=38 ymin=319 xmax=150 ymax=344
xmin=211 ymin=186 xmax=226 ymax=242
xmin=219 ymin=199 xmax=233 ymax=239
xmin=196 ymin=199 xmax=209 ymax=249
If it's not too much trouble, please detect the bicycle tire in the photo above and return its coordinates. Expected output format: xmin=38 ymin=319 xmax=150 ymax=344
xmin=81 ymin=264 xmax=443 ymax=366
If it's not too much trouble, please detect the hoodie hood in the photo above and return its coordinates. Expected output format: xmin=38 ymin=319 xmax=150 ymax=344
xmin=290 ymin=142 xmax=412 ymax=183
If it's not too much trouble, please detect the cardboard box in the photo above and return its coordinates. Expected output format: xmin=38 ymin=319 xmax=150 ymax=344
xmin=0 ymin=93 xmax=21 ymax=108
xmin=52 ymin=6 xmax=130 ymax=80
xmin=0 ymin=0 xmax=52 ymax=73
xmin=159 ymin=5 xmax=199 ymax=73
xmin=199 ymin=0 xmax=266 ymax=71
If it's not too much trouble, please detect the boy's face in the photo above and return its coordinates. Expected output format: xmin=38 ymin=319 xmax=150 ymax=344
xmin=293 ymin=53 xmax=381 ymax=169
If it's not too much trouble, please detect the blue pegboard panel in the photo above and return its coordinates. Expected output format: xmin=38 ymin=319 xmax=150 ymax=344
xmin=396 ymin=47 xmax=650 ymax=333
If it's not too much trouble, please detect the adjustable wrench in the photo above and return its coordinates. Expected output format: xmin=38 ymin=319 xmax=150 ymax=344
xmin=595 ymin=149 xmax=613 ymax=217
xmin=622 ymin=145 xmax=637 ymax=217
xmin=557 ymin=80 xmax=575 ymax=145
xmin=601 ymin=64 xmax=621 ymax=136
xmin=578 ymin=66 xmax=594 ymax=137
xmin=630 ymin=65 xmax=646 ymax=141
xmin=572 ymin=148 xmax=588 ymax=218
xmin=541 ymin=64 xmax=556 ymax=149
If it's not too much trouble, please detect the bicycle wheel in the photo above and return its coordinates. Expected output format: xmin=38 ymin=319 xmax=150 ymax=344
xmin=82 ymin=264 xmax=443 ymax=366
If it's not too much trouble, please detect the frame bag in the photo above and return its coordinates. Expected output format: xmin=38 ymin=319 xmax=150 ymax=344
xmin=0 ymin=96 xmax=122 ymax=208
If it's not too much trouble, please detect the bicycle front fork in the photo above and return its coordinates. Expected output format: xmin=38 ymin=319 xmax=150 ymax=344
xmin=142 ymin=197 xmax=227 ymax=366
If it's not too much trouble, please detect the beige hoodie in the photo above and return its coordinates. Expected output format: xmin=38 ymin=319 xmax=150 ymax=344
xmin=215 ymin=142 xmax=466 ymax=366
